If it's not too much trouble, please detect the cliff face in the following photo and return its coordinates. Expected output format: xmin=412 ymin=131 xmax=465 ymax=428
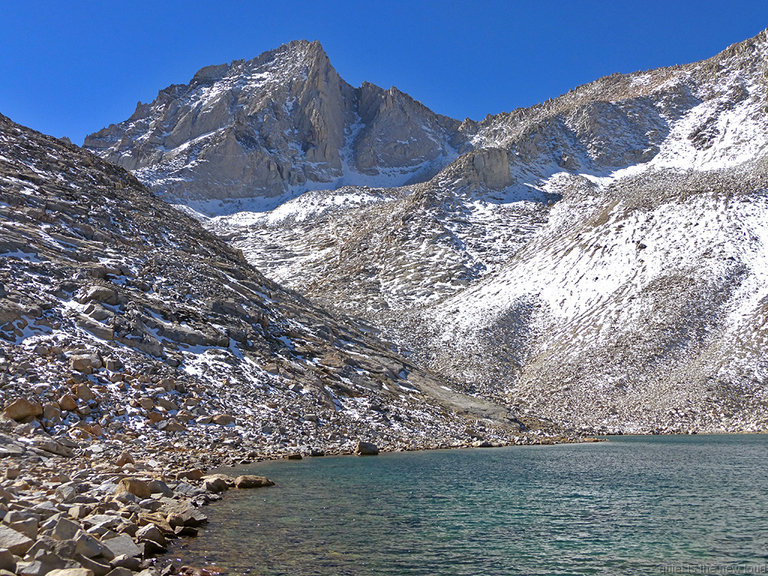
xmin=84 ymin=41 xmax=463 ymax=209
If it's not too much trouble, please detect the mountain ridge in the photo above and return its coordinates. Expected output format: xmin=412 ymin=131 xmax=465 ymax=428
xmin=85 ymin=31 xmax=768 ymax=434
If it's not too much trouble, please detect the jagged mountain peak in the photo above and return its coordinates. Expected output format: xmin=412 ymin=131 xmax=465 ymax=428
xmin=84 ymin=41 xmax=463 ymax=211
xmin=182 ymin=39 xmax=331 ymax=85
xmin=127 ymin=40 xmax=334 ymax=121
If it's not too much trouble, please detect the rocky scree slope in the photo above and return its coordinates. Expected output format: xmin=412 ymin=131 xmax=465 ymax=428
xmin=208 ymin=148 xmax=552 ymax=320
xmin=0 ymin=112 xmax=566 ymax=576
xmin=0 ymin=111 xmax=549 ymax=475
xmin=197 ymin=33 xmax=768 ymax=434
xmin=84 ymin=40 xmax=464 ymax=211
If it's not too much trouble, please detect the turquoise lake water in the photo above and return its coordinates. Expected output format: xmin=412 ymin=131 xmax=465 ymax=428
xmin=171 ymin=435 xmax=768 ymax=575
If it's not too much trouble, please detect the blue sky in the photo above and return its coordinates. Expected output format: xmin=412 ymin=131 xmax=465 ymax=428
xmin=1 ymin=0 xmax=767 ymax=144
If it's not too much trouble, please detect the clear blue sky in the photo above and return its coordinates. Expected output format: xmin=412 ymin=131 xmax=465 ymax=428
xmin=1 ymin=0 xmax=767 ymax=144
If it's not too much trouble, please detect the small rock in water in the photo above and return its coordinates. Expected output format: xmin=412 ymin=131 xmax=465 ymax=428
xmin=234 ymin=475 xmax=274 ymax=489
xmin=473 ymin=440 xmax=494 ymax=448
xmin=136 ymin=523 xmax=167 ymax=547
xmin=201 ymin=476 xmax=228 ymax=494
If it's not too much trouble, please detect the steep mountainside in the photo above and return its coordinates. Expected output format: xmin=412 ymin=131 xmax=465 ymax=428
xmin=0 ymin=112 xmax=543 ymax=475
xmin=208 ymin=148 xmax=553 ymax=318
xmin=415 ymin=32 xmax=768 ymax=433
xmin=84 ymin=41 xmax=463 ymax=212
xmin=89 ymin=32 xmax=768 ymax=434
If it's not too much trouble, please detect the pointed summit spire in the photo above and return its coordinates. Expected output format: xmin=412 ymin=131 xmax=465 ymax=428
xmin=84 ymin=40 xmax=462 ymax=207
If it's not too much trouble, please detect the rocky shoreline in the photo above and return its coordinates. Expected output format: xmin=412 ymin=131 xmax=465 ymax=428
xmin=0 ymin=399 xmax=581 ymax=576
xmin=0 ymin=410 xmax=277 ymax=576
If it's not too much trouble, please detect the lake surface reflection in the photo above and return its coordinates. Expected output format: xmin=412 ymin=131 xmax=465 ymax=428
xmin=170 ymin=435 xmax=768 ymax=575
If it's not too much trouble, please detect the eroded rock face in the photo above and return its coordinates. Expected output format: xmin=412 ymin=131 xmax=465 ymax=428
xmin=458 ymin=148 xmax=513 ymax=190
xmin=84 ymin=41 xmax=464 ymax=207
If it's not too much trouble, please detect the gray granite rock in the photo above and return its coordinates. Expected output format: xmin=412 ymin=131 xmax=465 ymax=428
xmin=74 ymin=532 xmax=106 ymax=559
xmin=100 ymin=534 xmax=141 ymax=560
xmin=0 ymin=524 xmax=33 ymax=556
xmin=0 ymin=549 xmax=15 ymax=572
xmin=52 ymin=517 xmax=81 ymax=541
xmin=74 ymin=554 xmax=110 ymax=576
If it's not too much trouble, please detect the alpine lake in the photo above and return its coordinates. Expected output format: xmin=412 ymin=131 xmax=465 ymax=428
xmin=168 ymin=435 xmax=768 ymax=575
